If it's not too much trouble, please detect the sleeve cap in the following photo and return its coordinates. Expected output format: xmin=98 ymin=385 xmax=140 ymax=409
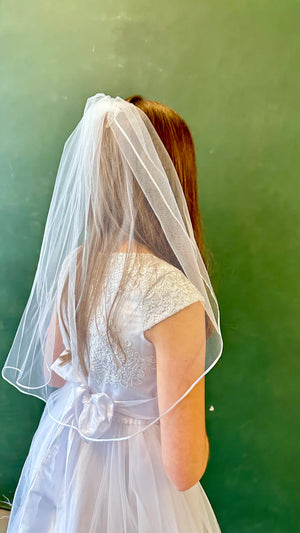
xmin=142 ymin=267 xmax=205 ymax=333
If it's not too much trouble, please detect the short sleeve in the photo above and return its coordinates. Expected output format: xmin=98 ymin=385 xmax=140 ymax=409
xmin=142 ymin=267 xmax=205 ymax=332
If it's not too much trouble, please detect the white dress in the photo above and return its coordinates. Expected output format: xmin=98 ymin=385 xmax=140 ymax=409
xmin=6 ymin=253 xmax=221 ymax=533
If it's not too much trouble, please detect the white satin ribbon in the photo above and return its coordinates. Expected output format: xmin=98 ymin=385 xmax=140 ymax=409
xmin=48 ymin=354 xmax=156 ymax=440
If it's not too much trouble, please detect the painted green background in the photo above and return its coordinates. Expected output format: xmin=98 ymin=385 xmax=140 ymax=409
xmin=0 ymin=1 xmax=299 ymax=531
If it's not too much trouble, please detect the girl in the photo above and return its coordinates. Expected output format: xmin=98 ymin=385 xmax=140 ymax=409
xmin=2 ymin=93 xmax=223 ymax=532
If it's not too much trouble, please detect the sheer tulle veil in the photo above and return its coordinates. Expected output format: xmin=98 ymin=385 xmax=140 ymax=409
xmin=1 ymin=93 xmax=223 ymax=441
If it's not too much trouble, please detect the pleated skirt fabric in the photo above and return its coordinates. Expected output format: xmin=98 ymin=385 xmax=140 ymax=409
xmin=7 ymin=404 xmax=221 ymax=533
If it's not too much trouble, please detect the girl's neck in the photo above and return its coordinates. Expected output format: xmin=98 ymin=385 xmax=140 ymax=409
xmin=117 ymin=241 xmax=152 ymax=254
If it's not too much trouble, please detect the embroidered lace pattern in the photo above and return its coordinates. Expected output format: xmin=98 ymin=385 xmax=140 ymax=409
xmin=87 ymin=253 xmax=204 ymax=389
xmin=142 ymin=267 xmax=205 ymax=332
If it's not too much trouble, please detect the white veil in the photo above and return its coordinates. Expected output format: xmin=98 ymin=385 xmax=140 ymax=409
xmin=1 ymin=93 xmax=223 ymax=441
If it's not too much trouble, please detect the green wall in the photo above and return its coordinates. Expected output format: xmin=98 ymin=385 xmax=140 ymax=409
xmin=0 ymin=1 xmax=299 ymax=531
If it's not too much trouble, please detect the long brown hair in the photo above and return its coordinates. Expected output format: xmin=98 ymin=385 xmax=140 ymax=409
xmin=125 ymin=95 xmax=208 ymax=267
xmin=58 ymin=95 xmax=213 ymax=374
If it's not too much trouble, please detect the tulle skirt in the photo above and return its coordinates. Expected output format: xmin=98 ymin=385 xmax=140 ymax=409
xmin=6 ymin=403 xmax=221 ymax=532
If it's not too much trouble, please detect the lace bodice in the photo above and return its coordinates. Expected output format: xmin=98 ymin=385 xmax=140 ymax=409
xmin=87 ymin=253 xmax=205 ymax=398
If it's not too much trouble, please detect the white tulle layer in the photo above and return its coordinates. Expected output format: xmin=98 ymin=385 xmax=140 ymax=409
xmin=7 ymin=404 xmax=221 ymax=533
